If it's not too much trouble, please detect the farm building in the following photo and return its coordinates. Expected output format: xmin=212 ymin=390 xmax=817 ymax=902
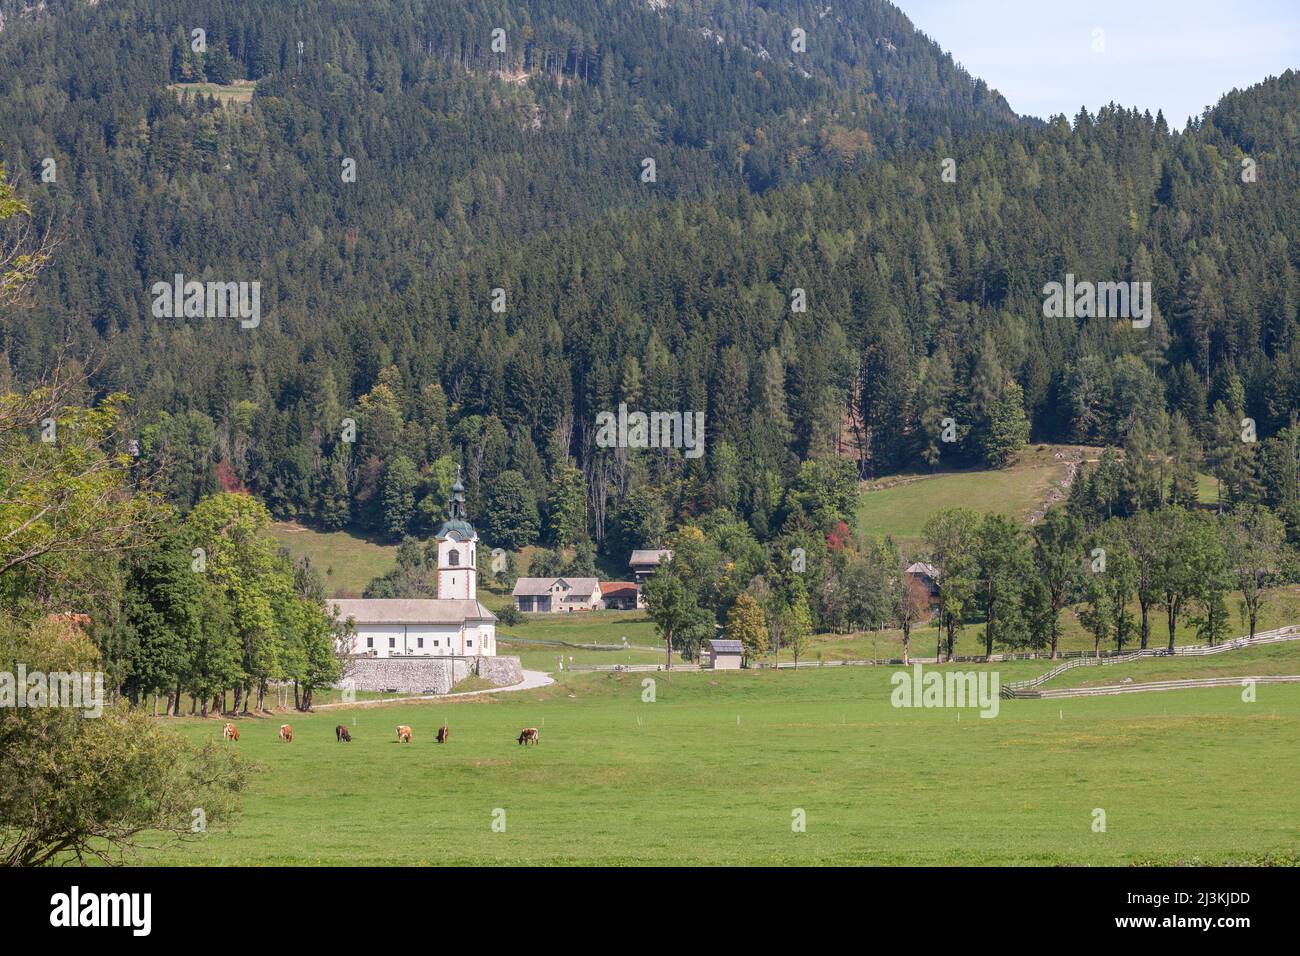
xmin=905 ymin=561 xmax=941 ymax=610
xmin=512 ymin=576 xmax=601 ymax=612
xmin=600 ymin=581 xmax=639 ymax=610
xmin=331 ymin=468 xmax=497 ymax=657
xmin=708 ymin=639 xmax=744 ymax=670
xmin=629 ymin=549 xmax=673 ymax=584
xmin=629 ymin=548 xmax=673 ymax=607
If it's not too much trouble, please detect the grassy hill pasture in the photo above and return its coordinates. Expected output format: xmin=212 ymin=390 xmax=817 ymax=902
xmin=136 ymin=664 xmax=1300 ymax=865
xmin=855 ymin=445 xmax=1078 ymax=548
xmin=269 ymin=522 xmax=397 ymax=596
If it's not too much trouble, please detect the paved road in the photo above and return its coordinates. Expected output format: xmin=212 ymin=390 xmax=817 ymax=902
xmin=314 ymin=669 xmax=554 ymax=710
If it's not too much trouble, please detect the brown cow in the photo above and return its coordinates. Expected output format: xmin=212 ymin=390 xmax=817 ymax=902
xmin=517 ymin=727 xmax=539 ymax=745
xmin=396 ymin=725 xmax=413 ymax=743
xmin=437 ymin=724 xmax=450 ymax=744
xmin=336 ymin=724 xmax=352 ymax=742
xmin=279 ymin=723 xmax=293 ymax=743
xmin=222 ymin=722 xmax=239 ymax=741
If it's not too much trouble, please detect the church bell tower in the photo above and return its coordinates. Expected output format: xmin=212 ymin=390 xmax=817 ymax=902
xmin=435 ymin=466 xmax=477 ymax=600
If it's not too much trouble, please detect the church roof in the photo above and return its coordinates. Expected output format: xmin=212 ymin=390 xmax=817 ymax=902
xmin=330 ymin=599 xmax=497 ymax=625
xmin=436 ymin=463 xmax=476 ymax=540
xmin=436 ymin=519 xmax=476 ymax=541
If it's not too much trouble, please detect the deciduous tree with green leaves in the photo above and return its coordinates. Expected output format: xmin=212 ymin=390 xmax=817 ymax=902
xmin=725 ymin=591 xmax=768 ymax=666
xmin=1030 ymin=507 xmax=1084 ymax=659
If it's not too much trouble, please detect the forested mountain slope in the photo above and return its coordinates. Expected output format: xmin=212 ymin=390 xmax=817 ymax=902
xmin=0 ymin=1 xmax=1296 ymax=557
xmin=0 ymin=0 xmax=1017 ymax=344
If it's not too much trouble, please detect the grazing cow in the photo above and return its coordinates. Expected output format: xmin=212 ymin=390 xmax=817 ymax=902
xmin=437 ymin=725 xmax=450 ymax=744
xmin=396 ymin=725 xmax=413 ymax=743
xmin=517 ymin=727 xmax=539 ymax=746
xmin=279 ymin=724 xmax=293 ymax=743
xmin=222 ymin=722 xmax=239 ymax=741
xmin=336 ymin=724 xmax=352 ymax=742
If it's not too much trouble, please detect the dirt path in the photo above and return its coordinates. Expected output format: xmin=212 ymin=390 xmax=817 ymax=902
xmin=1027 ymin=446 xmax=1098 ymax=524
xmin=313 ymin=669 xmax=555 ymax=710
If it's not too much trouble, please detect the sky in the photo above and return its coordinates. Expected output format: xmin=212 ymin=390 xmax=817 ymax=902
xmin=897 ymin=0 xmax=1300 ymax=125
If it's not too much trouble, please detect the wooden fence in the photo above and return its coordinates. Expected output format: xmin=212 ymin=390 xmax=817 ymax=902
xmin=566 ymin=624 xmax=1300 ymax=680
xmin=998 ymin=624 xmax=1300 ymax=697
xmin=1018 ymin=674 xmax=1300 ymax=700
xmin=1003 ymin=625 xmax=1300 ymax=694
xmin=567 ymin=663 xmax=702 ymax=673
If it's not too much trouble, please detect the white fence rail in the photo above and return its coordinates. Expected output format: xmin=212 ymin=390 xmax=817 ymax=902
xmin=567 ymin=663 xmax=702 ymax=673
xmin=1003 ymin=625 xmax=1300 ymax=692
xmin=1002 ymin=626 xmax=1300 ymax=698
xmin=1030 ymin=674 xmax=1300 ymax=700
xmin=566 ymin=625 xmax=1300 ymax=681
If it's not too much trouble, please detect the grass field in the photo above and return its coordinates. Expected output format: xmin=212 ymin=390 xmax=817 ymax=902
xmin=168 ymin=80 xmax=256 ymax=104
xmin=1046 ymin=641 xmax=1300 ymax=689
xmin=501 ymin=610 xmax=662 ymax=646
xmin=856 ymin=444 xmax=1076 ymax=548
xmin=499 ymin=610 xmax=680 ymax=669
xmin=270 ymin=522 xmax=397 ymax=597
xmin=136 ymin=662 xmax=1300 ymax=866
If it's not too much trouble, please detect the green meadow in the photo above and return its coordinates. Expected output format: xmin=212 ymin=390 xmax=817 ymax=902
xmin=269 ymin=522 xmax=398 ymax=596
xmin=1046 ymin=640 xmax=1300 ymax=689
xmin=138 ymin=661 xmax=1300 ymax=866
xmin=855 ymin=445 xmax=1074 ymax=548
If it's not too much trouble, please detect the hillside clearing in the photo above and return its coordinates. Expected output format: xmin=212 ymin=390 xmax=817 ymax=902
xmin=855 ymin=445 xmax=1081 ymax=548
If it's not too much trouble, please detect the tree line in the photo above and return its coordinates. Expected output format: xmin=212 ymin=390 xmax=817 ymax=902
xmin=641 ymin=490 xmax=1296 ymax=668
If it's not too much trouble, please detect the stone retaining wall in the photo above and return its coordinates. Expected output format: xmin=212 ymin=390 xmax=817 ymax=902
xmin=474 ymin=655 xmax=523 ymax=687
xmin=341 ymin=655 xmax=523 ymax=694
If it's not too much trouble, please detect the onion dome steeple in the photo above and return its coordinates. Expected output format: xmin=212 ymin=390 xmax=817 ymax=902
xmin=436 ymin=464 xmax=475 ymax=540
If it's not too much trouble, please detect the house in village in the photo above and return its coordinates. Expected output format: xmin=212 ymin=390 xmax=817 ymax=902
xmin=512 ymin=576 xmax=601 ymax=613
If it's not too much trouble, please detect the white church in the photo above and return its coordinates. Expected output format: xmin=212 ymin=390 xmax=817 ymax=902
xmin=331 ymin=468 xmax=498 ymax=658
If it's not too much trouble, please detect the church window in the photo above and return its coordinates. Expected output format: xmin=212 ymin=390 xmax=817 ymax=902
xmin=448 ymin=549 xmax=460 ymax=566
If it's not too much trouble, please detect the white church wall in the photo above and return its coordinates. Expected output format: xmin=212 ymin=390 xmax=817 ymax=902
xmin=348 ymin=623 xmax=465 ymax=658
